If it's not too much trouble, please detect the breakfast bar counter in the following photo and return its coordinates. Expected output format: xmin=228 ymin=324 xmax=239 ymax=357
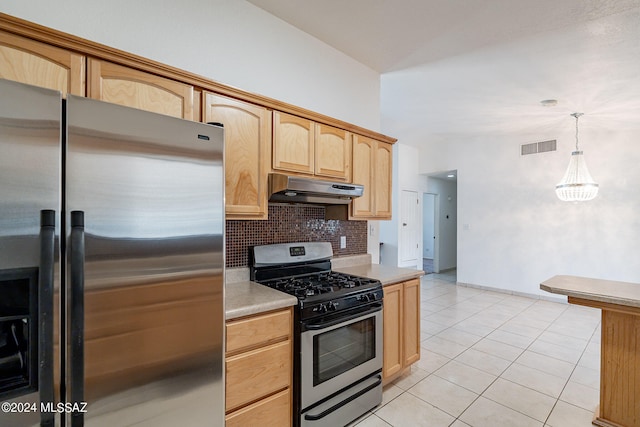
xmin=541 ymin=275 xmax=640 ymax=427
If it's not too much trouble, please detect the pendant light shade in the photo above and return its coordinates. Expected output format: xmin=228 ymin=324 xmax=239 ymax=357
xmin=555 ymin=113 xmax=598 ymax=201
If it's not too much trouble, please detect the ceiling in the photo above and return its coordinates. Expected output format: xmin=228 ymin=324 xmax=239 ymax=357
xmin=247 ymin=0 xmax=640 ymax=143
xmin=246 ymin=0 xmax=639 ymax=73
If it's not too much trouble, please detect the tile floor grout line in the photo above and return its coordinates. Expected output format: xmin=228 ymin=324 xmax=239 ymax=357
xmin=357 ymin=272 xmax=601 ymax=427
xmin=541 ymin=312 xmax=602 ymax=426
xmin=448 ymin=291 xmax=553 ymax=426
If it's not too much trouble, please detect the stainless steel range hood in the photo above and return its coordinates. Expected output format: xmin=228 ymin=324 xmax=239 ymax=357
xmin=269 ymin=173 xmax=363 ymax=205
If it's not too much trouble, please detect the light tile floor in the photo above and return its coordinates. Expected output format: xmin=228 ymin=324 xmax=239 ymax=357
xmin=351 ymin=270 xmax=601 ymax=427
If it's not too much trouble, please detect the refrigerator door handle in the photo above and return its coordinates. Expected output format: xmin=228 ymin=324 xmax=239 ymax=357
xmin=69 ymin=211 xmax=85 ymax=427
xmin=39 ymin=210 xmax=56 ymax=427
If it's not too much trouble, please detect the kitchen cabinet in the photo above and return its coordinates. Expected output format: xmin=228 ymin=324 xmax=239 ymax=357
xmin=273 ymin=111 xmax=314 ymax=175
xmin=314 ymin=123 xmax=351 ymax=180
xmin=88 ymin=58 xmax=194 ymax=120
xmin=351 ymin=135 xmax=393 ymax=219
xmin=382 ymin=278 xmax=420 ymax=381
xmin=203 ymin=92 xmax=271 ymax=219
xmin=225 ymin=308 xmax=293 ymax=426
xmin=273 ymin=111 xmax=351 ymax=181
xmin=0 ymin=30 xmax=85 ymax=96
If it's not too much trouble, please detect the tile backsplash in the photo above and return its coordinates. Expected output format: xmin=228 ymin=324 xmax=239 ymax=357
xmin=226 ymin=204 xmax=367 ymax=267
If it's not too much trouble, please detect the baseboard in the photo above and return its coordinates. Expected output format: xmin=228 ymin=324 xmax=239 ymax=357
xmin=456 ymin=281 xmax=567 ymax=303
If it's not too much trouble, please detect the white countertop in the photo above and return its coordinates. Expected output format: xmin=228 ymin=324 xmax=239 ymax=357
xmin=333 ymin=263 xmax=424 ymax=286
xmin=225 ymin=258 xmax=424 ymax=320
xmin=541 ymin=275 xmax=640 ymax=309
xmin=225 ymin=281 xmax=297 ymax=320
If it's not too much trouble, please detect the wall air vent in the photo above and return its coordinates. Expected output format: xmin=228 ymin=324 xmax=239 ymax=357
xmin=521 ymin=139 xmax=556 ymax=156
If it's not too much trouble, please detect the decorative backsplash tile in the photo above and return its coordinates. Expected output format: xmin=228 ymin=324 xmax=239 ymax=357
xmin=226 ymin=204 xmax=367 ymax=267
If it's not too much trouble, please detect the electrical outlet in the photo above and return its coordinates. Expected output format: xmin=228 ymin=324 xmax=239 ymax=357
xmin=340 ymin=236 xmax=346 ymax=249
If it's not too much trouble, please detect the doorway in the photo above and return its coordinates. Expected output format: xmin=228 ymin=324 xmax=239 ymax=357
xmin=422 ymin=172 xmax=457 ymax=275
xmin=422 ymin=193 xmax=436 ymax=274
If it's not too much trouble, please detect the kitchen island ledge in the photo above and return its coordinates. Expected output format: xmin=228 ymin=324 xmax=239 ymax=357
xmin=541 ymin=275 xmax=640 ymax=427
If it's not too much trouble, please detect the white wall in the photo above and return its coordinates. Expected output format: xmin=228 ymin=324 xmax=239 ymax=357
xmin=1 ymin=0 xmax=380 ymax=131
xmin=418 ymin=127 xmax=640 ymax=297
xmin=381 ymin=8 xmax=640 ymax=297
xmin=380 ymin=143 xmax=423 ymax=270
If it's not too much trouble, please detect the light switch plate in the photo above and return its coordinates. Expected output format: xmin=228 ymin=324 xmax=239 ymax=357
xmin=340 ymin=236 xmax=346 ymax=249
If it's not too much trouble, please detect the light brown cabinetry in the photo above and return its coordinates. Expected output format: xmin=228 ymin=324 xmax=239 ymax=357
xmin=314 ymin=123 xmax=351 ymax=180
xmin=382 ymin=278 xmax=420 ymax=382
xmin=273 ymin=111 xmax=315 ymax=175
xmin=203 ymin=93 xmax=271 ymax=219
xmin=273 ymin=111 xmax=351 ymax=181
xmin=0 ymin=30 xmax=85 ymax=96
xmin=88 ymin=58 xmax=194 ymax=120
xmin=225 ymin=308 xmax=293 ymax=426
xmin=351 ymin=135 xmax=392 ymax=219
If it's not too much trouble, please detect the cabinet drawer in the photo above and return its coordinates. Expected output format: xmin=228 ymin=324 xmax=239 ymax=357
xmin=225 ymin=387 xmax=291 ymax=427
xmin=226 ymin=309 xmax=291 ymax=353
xmin=226 ymin=340 xmax=291 ymax=412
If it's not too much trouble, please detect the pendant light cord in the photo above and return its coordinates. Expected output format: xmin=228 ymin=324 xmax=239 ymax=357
xmin=571 ymin=112 xmax=583 ymax=151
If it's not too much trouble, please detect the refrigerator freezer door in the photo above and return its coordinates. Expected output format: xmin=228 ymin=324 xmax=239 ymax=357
xmin=65 ymin=96 xmax=224 ymax=426
xmin=0 ymin=79 xmax=61 ymax=427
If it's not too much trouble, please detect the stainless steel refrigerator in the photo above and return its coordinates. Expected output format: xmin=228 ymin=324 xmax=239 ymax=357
xmin=0 ymin=79 xmax=225 ymax=426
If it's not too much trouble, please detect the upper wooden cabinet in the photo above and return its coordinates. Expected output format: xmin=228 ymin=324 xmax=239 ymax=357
xmin=88 ymin=58 xmax=194 ymax=120
xmin=374 ymin=142 xmax=393 ymax=218
xmin=315 ymin=123 xmax=351 ymax=180
xmin=351 ymin=135 xmax=392 ymax=219
xmin=0 ymin=30 xmax=85 ymax=96
xmin=273 ymin=111 xmax=315 ymax=175
xmin=203 ymin=92 xmax=271 ymax=219
xmin=273 ymin=111 xmax=351 ymax=181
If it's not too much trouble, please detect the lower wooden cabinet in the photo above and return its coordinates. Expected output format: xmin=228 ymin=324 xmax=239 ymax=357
xmin=225 ymin=388 xmax=291 ymax=427
xmin=382 ymin=278 xmax=420 ymax=381
xmin=225 ymin=307 xmax=293 ymax=426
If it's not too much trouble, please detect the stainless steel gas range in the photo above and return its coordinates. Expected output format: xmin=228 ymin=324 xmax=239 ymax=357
xmin=250 ymin=242 xmax=383 ymax=427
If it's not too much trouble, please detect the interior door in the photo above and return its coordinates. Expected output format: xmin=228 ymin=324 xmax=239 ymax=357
xmin=399 ymin=190 xmax=419 ymax=266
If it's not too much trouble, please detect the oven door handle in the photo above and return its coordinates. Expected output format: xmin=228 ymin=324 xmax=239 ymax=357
xmin=302 ymin=302 xmax=382 ymax=331
xmin=303 ymin=374 xmax=382 ymax=421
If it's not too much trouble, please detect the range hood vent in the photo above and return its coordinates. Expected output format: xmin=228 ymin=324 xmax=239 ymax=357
xmin=269 ymin=173 xmax=363 ymax=205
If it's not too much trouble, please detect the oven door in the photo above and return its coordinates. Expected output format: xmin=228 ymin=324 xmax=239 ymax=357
xmin=300 ymin=302 xmax=383 ymax=410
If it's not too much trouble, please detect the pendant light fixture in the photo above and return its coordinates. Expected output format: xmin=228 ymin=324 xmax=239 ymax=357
xmin=555 ymin=113 xmax=599 ymax=201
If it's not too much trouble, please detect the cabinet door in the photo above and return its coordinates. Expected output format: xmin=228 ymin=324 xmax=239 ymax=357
xmin=374 ymin=142 xmax=393 ymax=219
xmin=226 ymin=340 xmax=291 ymax=412
xmin=351 ymin=135 xmax=375 ymax=217
xmin=315 ymin=123 xmax=351 ymax=181
xmin=0 ymin=30 xmax=85 ymax=96
xmin=382 ymin=283 xmax=403 ymax=379
xmin=273 ymin=111 xmax=314 ymax=174
xmin=402 ymin=279 xmax=421 ymax=366
xmin=204 ymin=93 xmax=270 ymax=219
xmin=226 ymin=388 xmax=291 ymax=427
xmin=88 ymin=58 xmax=193 ymax=120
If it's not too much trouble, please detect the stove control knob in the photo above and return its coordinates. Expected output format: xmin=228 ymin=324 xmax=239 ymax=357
xmin=316 ymin=304 xmax=328 ymax=313
xmin=327 ymin=302 xmax=338 ymax=311
xmin=370 ymin=293 xmax=378 ymax=301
